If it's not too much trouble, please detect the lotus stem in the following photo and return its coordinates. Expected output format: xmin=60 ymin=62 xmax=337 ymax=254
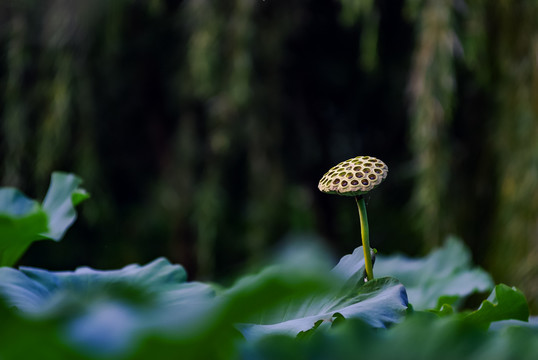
xmin=355 ymin=195 xmax=373 ymax=281
xmin=318 ymin=156 xmax=387 ymax=281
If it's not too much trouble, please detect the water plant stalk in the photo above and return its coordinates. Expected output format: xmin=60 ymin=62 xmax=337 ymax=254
xmin=318 ymin=156 xmax=387 ymax=282
xmin=355 ymin=195 xmax=373 ymax=281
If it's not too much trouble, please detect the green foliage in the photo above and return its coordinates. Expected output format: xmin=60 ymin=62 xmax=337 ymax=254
xmin=0 ymin=243 xmax=407 ymax=358
xmin=242 ymin=314 xmax=538 ymax=360
xmin=237 ymin=246 xmax=407 ymax=340
xmin=375 ymin=237 xmax=494 ymax=309
xmin=0 ymin=300 xmax=90 ymax=360
xmin=41 ymin=173 xmax=90 ymax=240
xmin=1 ymin=230 xmax=535 ymax=359
xmin=0 ymin=172 xmax=88 ymax=266
xmin=0 ymin=257 xmax=215 ymax=357
xmin=465 ymin=284 xmax=530 ymax=329
xmin=0 ymin=189 xmax=48 ymax=266
xmin=0 ymin=181 xmax=536 ymax=358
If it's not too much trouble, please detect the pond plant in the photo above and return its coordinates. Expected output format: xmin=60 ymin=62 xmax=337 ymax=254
xmin=318 ymin=155 xmax=388 ymax=281
xmin=0 ymin=172 xmax=536 ymax=359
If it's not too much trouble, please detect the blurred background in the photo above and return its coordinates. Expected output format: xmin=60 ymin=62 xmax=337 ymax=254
xmin=1 ymin=0 xmax=537 ymax=310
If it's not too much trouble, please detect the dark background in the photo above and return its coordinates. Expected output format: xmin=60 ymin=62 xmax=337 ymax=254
xmin=1 ymin=0 xmax=537 ymax=310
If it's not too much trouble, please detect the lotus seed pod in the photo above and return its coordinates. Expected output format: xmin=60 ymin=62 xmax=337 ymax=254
xmin=318 ymin=156 xmax=388 ymax=196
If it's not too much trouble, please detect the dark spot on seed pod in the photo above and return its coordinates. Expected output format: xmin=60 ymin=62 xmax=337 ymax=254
xmin=368 ymin=174 xmax=376 ymax=180
xmin=375 ymin=163 xmax=383 ymax=167
xmin=355 ymin=172 xmax=364 ymax=178
xmin=364 ymin=163 xmax=373 ymax=167
xmin=353 ymin=166 xmax=361 ymax=171
xmin=361 ymin=179 xmax=369 ymax=186
xmin=374 ymin=169 xmax=382 ymax=174
xmin=346 ymin=172 xmax=353 ymax=179
xmin=341 ymin=181 xmax=348 ymax=187
xmin=363 ymin=168 xmax=371 ymax=173
xmin=333 ymin=179 xmax=340 ymax=184
xmin=351 ymin=180 xmax=359 ymax=185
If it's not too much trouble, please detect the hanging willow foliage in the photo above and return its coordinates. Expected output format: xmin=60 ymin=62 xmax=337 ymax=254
xmin=338 ymin=0 xmax=456 ymax=249
xmin=407 ymin=0 xmax=455 ymax=249
xmin=339 ymin=0 xmax=379 ymax=72
xmin=472 ymin=1 xmax=538 ymax=310
xmin=2 ymin=11 xmax=29 ymax=188
xmin=35 ymin=52 xmax=73 ymax=182
xmin=157 ymin=0 xmax=298 ymax=277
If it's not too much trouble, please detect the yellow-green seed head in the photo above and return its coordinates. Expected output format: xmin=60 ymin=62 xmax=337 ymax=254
xmin=318 ymin=156 xmax=388 ymax=196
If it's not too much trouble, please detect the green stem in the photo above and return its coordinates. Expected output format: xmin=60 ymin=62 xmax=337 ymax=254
xmin=355 ymin=195 xmax=373 ymax=281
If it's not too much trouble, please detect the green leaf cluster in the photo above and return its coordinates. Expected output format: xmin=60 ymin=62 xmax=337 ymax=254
xmin=0 ymin=175 xmax=536 ymax=359
xmin=244 ymin=313 xmax=538 ymax=360
xmin=375 ymin=236 xmax=494 ymax=310
xmin=0 ymin=242 xmax=407 ymax=358
xmin=0 ymin=172 xmax=88 ymax=266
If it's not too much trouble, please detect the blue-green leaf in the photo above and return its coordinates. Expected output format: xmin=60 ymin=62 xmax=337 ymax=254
xmin=375 ymin=237 xmax=494 ymax=309
xmin=0 ymin=189 xmax=48 ymax=266
xmin=489 ymin=316 xmax=538 ymax=332
xmin=236 ymin=246 xmax=408 ymax=341
xmin=0 ymin=258 xmax=215 ymax=356
xmin=40 ymin=172 xmax=89 ymax=241
xmin=0 ymin=172 xmax=88 ymax=266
